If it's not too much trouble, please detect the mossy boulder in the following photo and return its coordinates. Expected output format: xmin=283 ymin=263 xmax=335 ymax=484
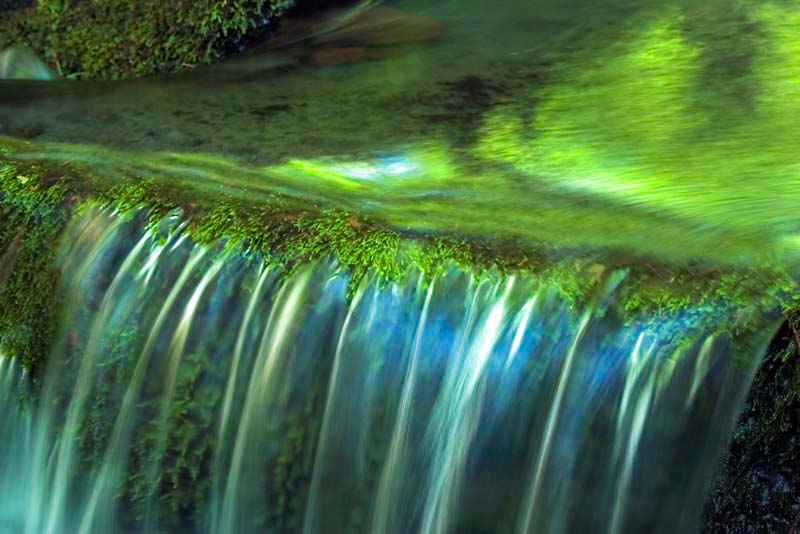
xmin=0 ymin=0 xmax=293 ymax=79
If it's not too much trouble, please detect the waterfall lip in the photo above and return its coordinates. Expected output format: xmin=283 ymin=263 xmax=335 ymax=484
xmin=0 ymin=143 xmax=793 ymax=345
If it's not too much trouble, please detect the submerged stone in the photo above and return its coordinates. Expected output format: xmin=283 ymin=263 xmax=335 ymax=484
xmin=314 ymin=6 xmax=443 ymax=46
xmin=310 ymin=46 xmax=367 ymax=66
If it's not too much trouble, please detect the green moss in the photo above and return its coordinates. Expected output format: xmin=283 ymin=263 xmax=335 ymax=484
xmin=79 ymin=327 xmax=141 ymax=475
xmin=0 ymin=152 xmax=73 ymax=379
xmin=270 ymin=378 xmax=325 ymax=532
xmin=158 ymin=351 xmax=221 ymax=525
xmin=622 ymin=266 xmax=798 ymax=331
xmin=0 ymin=0 xmax=291 ymax=79
xmin=121 ymin=348 xmax=219 ymax=525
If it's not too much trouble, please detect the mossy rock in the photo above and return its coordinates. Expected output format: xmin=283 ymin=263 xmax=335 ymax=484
xmin=0 ymin=0 xmax=293 ymax=79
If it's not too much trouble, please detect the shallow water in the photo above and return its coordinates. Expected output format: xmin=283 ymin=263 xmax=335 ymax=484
xmin=1 ymin=0 xmax=799 ymax=268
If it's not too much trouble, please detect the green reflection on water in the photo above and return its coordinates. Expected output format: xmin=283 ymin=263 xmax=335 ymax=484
xmin=1 ymin=0 xmax=799 ymax=272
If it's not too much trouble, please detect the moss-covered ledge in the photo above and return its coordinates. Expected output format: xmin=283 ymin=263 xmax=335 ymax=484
xmin=1 ymin=146 xmax=798 ymax=379
xmin=0 ymin=0 xmax=293 ymax=79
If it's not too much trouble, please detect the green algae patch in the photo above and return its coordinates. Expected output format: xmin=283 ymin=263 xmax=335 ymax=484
xmin=0 ymin=0 xmax=292 ymax=79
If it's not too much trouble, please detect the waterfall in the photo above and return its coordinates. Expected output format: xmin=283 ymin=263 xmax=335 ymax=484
xmin=0 ymin=207 xmax=778 ymax=534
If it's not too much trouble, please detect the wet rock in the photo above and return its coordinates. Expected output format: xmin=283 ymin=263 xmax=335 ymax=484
xmin=11 ymin=125 xmax=44 ymax=139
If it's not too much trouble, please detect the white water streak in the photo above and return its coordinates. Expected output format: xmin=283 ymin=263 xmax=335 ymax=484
xmin=43 ymin=231 xmax=152 ymax=534
xmin=420 ymin=278 xmax=515 ymax=534
xmin=218 ymin=268 xmax=312 ymax=534
xmin=25 ymin=213 xmax=129 ymax=534
xmin=504 ymin=294 xmax=537 ymax=372
xmin=686 ymin=336 xmax=716 ymax=408
xmin=609 ymin=333 xmax=659 ymax=534
xmin=516 ymin=311 xmax=592 ymax=534
xmin=210 ymin=265 xmax=271 ymax=530
xmin=303 ymin=282 xmax=368 ymax=534
xmin=143 ymin=255 xmax=227 ymax=528
xmin=370 ymin=281 xmax=436 ymax=534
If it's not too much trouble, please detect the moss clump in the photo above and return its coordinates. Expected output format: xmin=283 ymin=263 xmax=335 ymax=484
xmin=269 ymin=377 xmax=326 ymax=532
xmin=124 ymin=350 xmax=221 ymax=528
xmin=0 ymin=0 xmax=292 ymax=79
xmin=621 ymin=265 xmax=799 ymax=338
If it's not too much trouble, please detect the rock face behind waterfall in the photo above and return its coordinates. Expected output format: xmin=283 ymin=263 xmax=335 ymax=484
xmin=0 ymin=207 xmax=779 ymax=534
xmin=0 ymin=47 xmax=56 ymax=80
xmin=705 ymin=321 xmax=800 ymax=533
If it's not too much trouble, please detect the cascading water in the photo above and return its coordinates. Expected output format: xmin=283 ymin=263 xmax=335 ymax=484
xmin=0 ymin=356 xmax=32 ymax=534
xmin=0 ymin=207 xmax=779 ymax=533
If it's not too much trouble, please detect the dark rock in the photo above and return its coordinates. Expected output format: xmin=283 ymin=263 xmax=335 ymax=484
xmin=0 ymin=0 xmax=33 ymax=13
